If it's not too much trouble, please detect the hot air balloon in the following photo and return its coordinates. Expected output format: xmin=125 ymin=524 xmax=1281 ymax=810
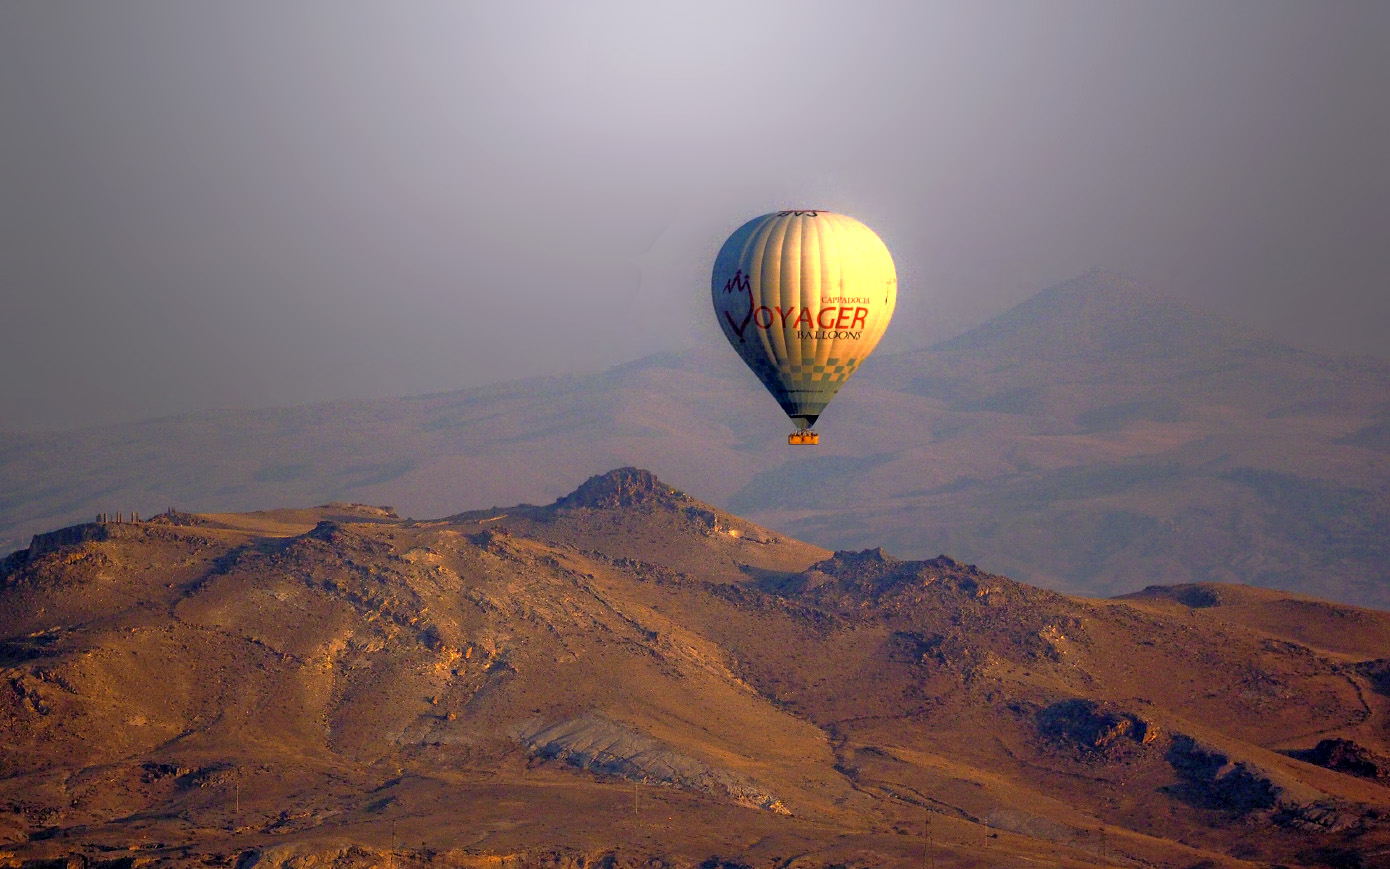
xmin=712 ymin=210 xmax=896 ymax=444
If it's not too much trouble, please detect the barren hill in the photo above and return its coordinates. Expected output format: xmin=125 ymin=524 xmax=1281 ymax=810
xmin=3 ymin=469 xmax=1390 ymax=868
xmin=2 ymin=271 xmax=1387 ymax=607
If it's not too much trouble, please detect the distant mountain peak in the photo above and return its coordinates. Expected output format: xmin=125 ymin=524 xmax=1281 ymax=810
xmin=553 ymin=467 xmax=684 ymax=510
xmin=937 ymin=270 xmax=1235 ymax=359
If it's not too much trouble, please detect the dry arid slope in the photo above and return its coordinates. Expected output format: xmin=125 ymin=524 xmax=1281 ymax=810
xmin=3 ymin=468 xmax=1390 ymax=868
xmin=2 ymin=272 xmax=1386 ymax=608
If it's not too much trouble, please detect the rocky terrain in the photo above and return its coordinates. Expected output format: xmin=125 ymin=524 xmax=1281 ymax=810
xmin=3 ymin=272 xmax=1387 ymax=609
xmin=3 ymin=468 xmax=1389 ymax=867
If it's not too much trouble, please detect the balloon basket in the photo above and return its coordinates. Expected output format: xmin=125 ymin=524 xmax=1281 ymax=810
xmin=788 ymin=431 xmax=819 ymax=445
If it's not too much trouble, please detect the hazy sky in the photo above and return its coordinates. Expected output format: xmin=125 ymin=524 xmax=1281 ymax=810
xmin=2 ymin=1 xmax=1387 ymax=430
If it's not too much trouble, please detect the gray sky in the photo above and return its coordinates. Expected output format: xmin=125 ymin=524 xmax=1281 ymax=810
xmin=2 ymin=1 xmax=1387 ymax=431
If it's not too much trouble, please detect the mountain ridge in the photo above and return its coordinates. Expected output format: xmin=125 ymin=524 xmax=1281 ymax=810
xmin=935 ymin=268 xmax=1238 ymax=359
xmin=3 ymin=467 xmax=1390 ymax=867
xmin=2 ymin=271 xmax=1387 ymax=609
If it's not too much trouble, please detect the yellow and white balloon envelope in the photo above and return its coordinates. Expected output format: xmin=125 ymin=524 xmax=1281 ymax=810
xmin=712 ymin=210 xmax=896 ymax=440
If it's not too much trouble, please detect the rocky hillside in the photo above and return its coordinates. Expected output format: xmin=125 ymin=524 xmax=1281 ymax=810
xmin=3 ymin=469 xmax=1389 ymax=868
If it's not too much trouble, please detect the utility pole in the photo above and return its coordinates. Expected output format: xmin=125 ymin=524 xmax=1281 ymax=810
xmin=922 ymin=808 xmax=933 ymax=868
xmin=922 ymin=806 xmax=934 ymax=867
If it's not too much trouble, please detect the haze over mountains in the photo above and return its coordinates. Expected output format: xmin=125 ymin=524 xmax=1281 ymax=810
xmin=4 ymin=469 xmax=1390 ymax=868
xmin=3 ymin=272 xmax=1386 ymax=607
